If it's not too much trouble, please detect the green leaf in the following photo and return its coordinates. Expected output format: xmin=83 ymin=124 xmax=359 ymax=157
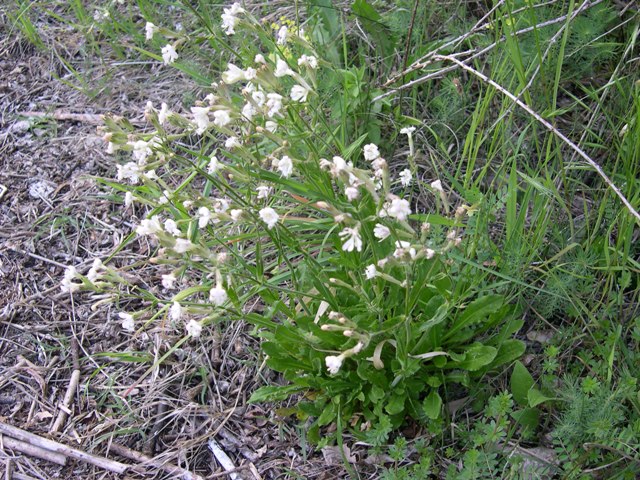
xmin=351 ymin=0 xmax=395 ymax=59
xmin=446 ymin=295 xmax=504 ymax=340
xmin=452 ymin=345 xmax=497 ymax=371
xmin=385 ymin=393 xmax=406 ymax=415
xmin=490 ymin=340 xmax=526 ymax=369
xmin=511 ymin=408 xmax=540 ymax=433
xmin=417 ymin=302 xmax=449 ymax=333
xmin=317 ymin=400 xmax=338 ymax=426
xmin=423 ymin=391 xmax=442 ymax=420
xmin=527 ymin=388 xmax=553 ymax=408
xmin=248 ymin=384 xmax=305 ymax=403
xmin=511 ymin=361 xmax=534 ymax=406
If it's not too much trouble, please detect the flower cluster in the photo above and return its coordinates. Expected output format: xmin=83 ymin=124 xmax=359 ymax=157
xmin=76 ymin=4 xmax=469 ymax=384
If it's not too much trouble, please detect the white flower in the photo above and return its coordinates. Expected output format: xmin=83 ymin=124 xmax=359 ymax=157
xmin=186 ymin=319 xmax=203 ymax=338
xmin=325 ymin=355 xmax=344 ymax=375
xmin=94 ymin=9 xmax=109 ymax=22
xmin=298 ymin=54 xmax=318 ymax=69
xmin=345 ymin=186 xmax=359 ymax=201
xmin=198 ymin=207 xmax=212 ymax=228
xmin=254 ymin=54 xmax=266 ymax=64
xmin=162 ymin=273 xmax=177 ymax=289
xmin=275 ymin=155 xmax=293 ymax=177
xmin=371 ymin=158 xmax=387 ymax=177
xmin=242 ymin=102 xmax=257 ymax=120
xmin=161 ymin=44 xmax=178 ymax=64
xmin=164 ymin=219 xmax=181 ymax=236
xmin=204 ymin=93 xmax=218 ymax=105
xmin=242 ymin=67 xmax=256 ymax=82
xmin=225 ymin=136 xmax=241 ymax=149
xmin=60 ymin=266 xmax=81 ymax=293
xmin=274 ymin=58 xmax=292 ymax=77
xmin=256 ymin=186 xmax=271 ymax=199
xmin=221 ymin=2 xmax=244 ymax=35
xmin=425 ymin=248 xmax=436 ymax=259
xmin=136 ymin=216 xmax=163 ymax=236
xmin=145 ymin=22 xmax=157 ymax=41
xmin=221 ymin=63 xmax=246 ymax=84
xmin=213 ymin=198 xmax=230 ymax=214
xmin=143 ymin=169 xmax=158 ymax=180
xmin=230 ymin=209 xmax=243 ymax=221
xmin=129 ymin=139 xmax=152 ymax=164
xmin=87 ymin=258 xmax=105 ymax=282
xmin=384 ymin=198 xmax=412 ymax=221
xmin=124 ymin=191 xmax=134 ymax=208
xmin=119 ymin=312 xmax=135 ymax=332
xmin=213 ymin=109 xmax=231 ymax=128
xmin=85 ymin=258 xmax=105 ymax=282
xmin=191 ymin=106 xmax=210 ymax=134
xmin=394 ymin=240 xmax=417 ymax=260
xmin=252 ymin=90 xmax=266 ymax=107
xmin=170 ymin=302 xmax=182 ymax=321
xmin=259 ymin=207 xmax=279 ymax=229
xmin=265 ymin=120 xmax=277 ymax=132
xmin=373 ymin=224 xmax=390 ymax=241
xmin=430 ymin=179 xmax=444 ymax=192
xmin=290 ymin=84 xmax=309 ymax=103
xmin=174 ymin=238 xmax=194 ymax=253
xmin=338 ymin=226 xmax=363 ymax=252
xmin=364 ymin=264 xmax=377 ymax=279
xmin=266 ymin=93 xmax=283 ymax=117
xmin=117 ymin=162 xmax=141 ymax=184
xmin=400 ymin=126 xmax=416 ymax=135
xmin=320 ymin=156 xmax=348 ymax=177
xmin=399 ymin=169 xmax=412 ymax=187
xmin=209 ymin=284 xmax=228 ymax=306
xmin=158 ymin=102 xmax=170 ymax=124
xmin=207 ymin=155 xmax=220 ymax=173
xmin=158 ymin=189 xmax=171 ymax=205
xmin=276 ymin=25 xmax=289 ymax=45
xmin=363 ymin=143 xmax=380 ymax=161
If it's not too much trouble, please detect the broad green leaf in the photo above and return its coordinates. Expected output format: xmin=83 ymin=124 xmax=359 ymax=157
xmin=385 ymin=393 xmax=406 ymax=415
xmin=489 ymin=340 xmax=526 ymax=369
xmin=317 ymin=400 xmax=338 ymax=426
xmin=511 ymin=408 xmax=540 ymax=433
xmin=528 ymin=388 xmax=553 ymax=408
xmin=423 ymin=391 xmax=442 ymax=420
xmin=452 ymin=345 xmax=497 ymax=371
xmin=446 ymin=295 xmax=504 ymax=340
xmin=511 ymin=361 xmax=534 ymax=406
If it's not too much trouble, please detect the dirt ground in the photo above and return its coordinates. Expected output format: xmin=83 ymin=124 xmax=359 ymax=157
xmin=0 ymin=25 xmax=360 ymax=480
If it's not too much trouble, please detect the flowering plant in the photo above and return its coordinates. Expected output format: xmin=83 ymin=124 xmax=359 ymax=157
xmin=67 ymin=3 xmax=524 ymax=445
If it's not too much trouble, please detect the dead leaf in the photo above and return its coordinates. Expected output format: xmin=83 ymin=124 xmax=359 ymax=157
xmin=321 ymin=444 xmax=356 ymax=465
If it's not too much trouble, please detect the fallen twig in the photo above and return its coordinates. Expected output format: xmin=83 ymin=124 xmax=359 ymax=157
xmin=107 ymin=442 xmax=203 ymax=480
xmin=208 ymin=439 xmax=239 ymax=480
xmin=18 ymin=111 xmax=105 ymax=125
xmin=0 ymin=435 xmax=67 ymax=466
xmin=50 ymin=369 xmax=81 ymax=434
xmin=0 ymin=422 xmax=128 ymax=474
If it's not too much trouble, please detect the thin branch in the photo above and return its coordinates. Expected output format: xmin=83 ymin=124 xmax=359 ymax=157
xmin=0 ymin=436 xmax=67 ymax=466
xmin=433 ymin=54 xmax=640 ymax=224
xmin=374 ymin=0 xmax=605 ymax=102
xmin=0 ymin=422 xmax=129 ymax=474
